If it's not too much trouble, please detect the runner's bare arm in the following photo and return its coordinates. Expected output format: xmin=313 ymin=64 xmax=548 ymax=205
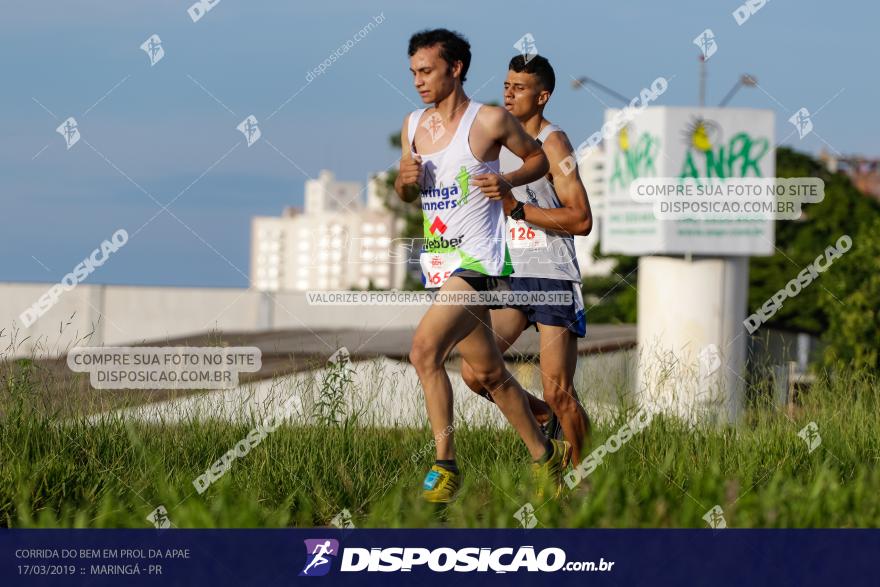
xmin=472 ymin=106 xmax=548 ymax=200
xmin=502 ymin=131 xmax=593 ymax=236
xmin=395 ymin=113 xmax=422 ymax=203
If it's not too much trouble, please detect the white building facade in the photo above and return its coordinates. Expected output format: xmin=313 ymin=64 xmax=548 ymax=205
xmin=251 ymin=171 xmax=406 ymax=291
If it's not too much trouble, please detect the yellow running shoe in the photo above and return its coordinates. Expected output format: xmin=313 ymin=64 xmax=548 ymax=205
xmin=422 ymin=464 xmax=461 ymax=503
xmin=531 ymin=439 xmax=572 ymax=500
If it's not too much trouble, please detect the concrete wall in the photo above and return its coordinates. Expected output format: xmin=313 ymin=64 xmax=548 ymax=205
xmin=1 ymin=282 xmax=426 ymax=358
xmin=105 ymin=353 xmax=637 ymax=427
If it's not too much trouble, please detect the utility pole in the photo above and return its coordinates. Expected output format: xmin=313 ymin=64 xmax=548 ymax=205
xmin=719 ymin=74 xmax=758 ymax=107
xmin=698 ymin=54 xmax=707 ymax=107
xmin=571 ymin=76 xmax=630 ymax=106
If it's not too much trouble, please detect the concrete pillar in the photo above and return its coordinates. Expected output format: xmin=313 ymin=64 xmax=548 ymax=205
xmin=258 ymin=291 xmax=274 ymax=330
xmin=637 ymin=256 xmax=749 ymax=424
xmin=87 ymin=284 xmax=106 ymax=347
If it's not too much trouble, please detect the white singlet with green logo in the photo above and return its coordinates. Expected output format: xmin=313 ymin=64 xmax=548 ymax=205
xmin=407 ymin=101 xmax=513 ymax=288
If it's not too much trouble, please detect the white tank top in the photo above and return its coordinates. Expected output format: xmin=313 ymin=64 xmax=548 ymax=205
xmin=499 ymin=123 xmax=581 ymax=282
xmin=407 ymin=101 xmax=512 ymax=288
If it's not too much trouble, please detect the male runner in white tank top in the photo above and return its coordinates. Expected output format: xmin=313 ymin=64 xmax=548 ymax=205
xmin=394 ymin=29 xmax=571 ymax=502
xmin=460 ymin=54 xmax=594 ymax=466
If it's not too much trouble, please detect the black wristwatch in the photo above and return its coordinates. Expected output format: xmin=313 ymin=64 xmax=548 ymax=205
xmin=511 ymin=201 xmax=526 ymax=221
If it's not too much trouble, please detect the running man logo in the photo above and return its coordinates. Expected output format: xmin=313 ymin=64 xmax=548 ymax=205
xmin=422 ymin=112 xmax=446 ymax=143
xmin=693 ymin=29 xmax=718 ymax=60
xmin=455 ymin=166 xmax=470 ymax=205
xmin=788 ymin=108 xmax=813 ymax=139
xmin=698 ymin=343 xmax=722 ymax=377
xmin=300 ymin=539 xmax=339 ymax=577
xmin=330 ymin=509 xmax=355 ymax=529
xmin=513 ymin=503 xmax=539 ymax=529
xmin=703 ymin=505 xmax=727 ymax=529
xmin=56 ymin=117 xmax=80 ymax=150
xmin=237 ymin=115 xmax=261 ymax=147
xmin=797 ymin=421 xmax=821 ymax=453
xmin=429 ymin=216 xmax=447 ymax=235
xmin=146 ymin=505 xmax=172 ymax=529
xmin=140 ymin=34 xmax=164 ymax=67
xmin=513 ymin=33 xmax=538 ymax=64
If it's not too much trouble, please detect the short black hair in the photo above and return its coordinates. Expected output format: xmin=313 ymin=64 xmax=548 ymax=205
xmin=508 ymin=54 xmax=555 ymax=94
xmin=408 ymin=29 xmax=471 ymax=83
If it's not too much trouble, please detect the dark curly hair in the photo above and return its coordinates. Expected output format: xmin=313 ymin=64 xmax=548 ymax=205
xmin=408 ymin=28 xmax=471 ymax=84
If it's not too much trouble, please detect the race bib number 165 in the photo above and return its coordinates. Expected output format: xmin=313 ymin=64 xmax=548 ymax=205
xmin=420 ymin=252 xmax=462 ymax=288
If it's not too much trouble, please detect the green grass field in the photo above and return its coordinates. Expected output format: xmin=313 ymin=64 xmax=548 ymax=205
xmin=1 ymin=358 xmax=878 ymax=528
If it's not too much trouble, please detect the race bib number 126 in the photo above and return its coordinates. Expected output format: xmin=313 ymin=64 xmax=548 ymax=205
xmin=507 ymin=218 xmax=547 ymax=250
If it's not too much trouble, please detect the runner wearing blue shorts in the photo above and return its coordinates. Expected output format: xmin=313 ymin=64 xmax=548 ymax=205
xmin=461 ymin=54 xmax=593 ymax=465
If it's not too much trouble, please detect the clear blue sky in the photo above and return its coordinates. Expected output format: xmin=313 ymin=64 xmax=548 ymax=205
xmin=1 ymin=0 xmax=876 ymax=287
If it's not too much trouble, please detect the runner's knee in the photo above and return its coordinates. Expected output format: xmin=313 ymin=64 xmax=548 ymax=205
xmin=543 ymin=381 xmax=578 ymax=412
xmin=470 ymin=365 xmax=507 ymax=392
xmin=409 ymin=335 xmax=442 ymax=372
xmin=460 ymin=362 xmax=482 ymax=392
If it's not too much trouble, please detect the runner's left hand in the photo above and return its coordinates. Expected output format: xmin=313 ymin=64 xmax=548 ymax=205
xmin=473 ymin=173 xmax=511 ymax=200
